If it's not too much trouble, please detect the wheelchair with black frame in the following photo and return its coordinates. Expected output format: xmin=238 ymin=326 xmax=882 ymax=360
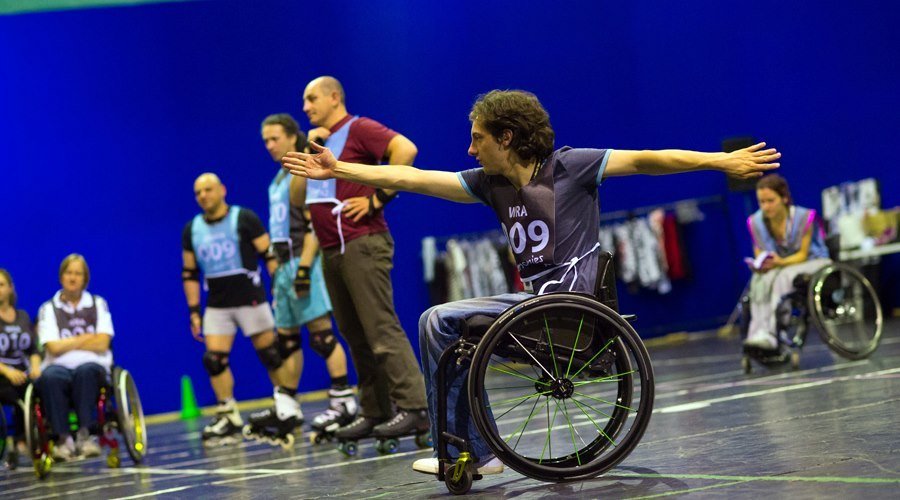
xmin=740 ymin=238 xmax=883 ymax=373
xmin=435 ymin=251 xmax=655 ymax=495
xmin=23 ymin=365 xmax=147 ymax=479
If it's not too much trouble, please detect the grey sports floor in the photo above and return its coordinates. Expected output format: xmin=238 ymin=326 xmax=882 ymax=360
xmin=2 ymin=320 xmax=898 ymax=499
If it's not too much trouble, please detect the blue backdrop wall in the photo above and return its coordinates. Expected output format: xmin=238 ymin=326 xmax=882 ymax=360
xmin=2 ymin=0 xmax=898 ymax=415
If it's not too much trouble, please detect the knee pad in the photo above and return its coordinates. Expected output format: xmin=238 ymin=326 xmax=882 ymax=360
xmin=309 ymin=329 xmax=337 ymax=359
xmin=255 ymin=344 xmax=284 ymax=372
xmin=202 ymin=351 xmax=230 ymax=376
xmin=276 ymin=333 xmax=302 ymax=359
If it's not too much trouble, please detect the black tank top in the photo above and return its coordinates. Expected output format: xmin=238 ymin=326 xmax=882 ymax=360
xmin=0 ymin=309 xmax=36 ymax=370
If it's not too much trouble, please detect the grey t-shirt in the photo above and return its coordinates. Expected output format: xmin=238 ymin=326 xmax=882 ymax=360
xmin=458 ymin=147 xmax=611 ymax=294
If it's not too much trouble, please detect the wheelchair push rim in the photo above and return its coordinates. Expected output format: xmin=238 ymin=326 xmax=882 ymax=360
xmin=809 ymin=263 xmax=883 ymax=360
xmin=114 ymin=367 xmax=148 ymax=463
xmin=23 ymin=383 xmax=53 ymax=479
xmin=468 ymin=293 xmax=655 ymax=482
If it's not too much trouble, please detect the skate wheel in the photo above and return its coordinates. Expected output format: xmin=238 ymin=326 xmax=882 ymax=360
xmin=106 ymin=453 xmax=120 ymax=468
xmin=445 ymin=463 xmax=473 ymax=495
xmin=414 ymin=433 xmax=433 ymax=449
xmin=339 ymin=441 xmax=358 ymax=457
xmin=790 ymin=351 xmax=801 ymax=370
xmin=375 ymin=439 xmax=395 ymax=454
xmin=280 ymin=433 xmax=295 ymax=450
xmin=741 ymin=355 xmax=752 ymax=374
xmin=242 ymin=425 xmax=254 ymax=439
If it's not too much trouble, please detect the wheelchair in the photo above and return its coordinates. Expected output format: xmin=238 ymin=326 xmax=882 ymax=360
xmin=24 ymin=365 xmax=147 ymax=479
xmin=740 ymin=260 xmax=884 ymax=373
xmin=435 ymin=251 xmax=655 ymax=495
xmin=1 ymin=392 xmax=26 ymax=469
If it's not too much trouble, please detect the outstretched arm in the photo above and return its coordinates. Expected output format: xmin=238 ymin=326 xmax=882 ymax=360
xmin=282 ymin=143 xmax=478 ymax=203
xmin=604 ymin=142 xmax=780 ymax=179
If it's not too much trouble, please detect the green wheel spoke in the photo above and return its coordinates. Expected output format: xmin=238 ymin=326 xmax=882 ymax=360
xmin=540 ymin=398 xmax=560 ymax=463
xmin=564 ymin=314 xmax=586 ymax=379
xmin=495 ymin=389 xmax=539 ymax=422
xmin=486 ymin=390 xmax=552 ymax=409
xmin=570 ymin=337 xmax=617 ymax=379
xmin=507 ymin=395 xmax=549 ymax=451
xmin=486 ymin=384 xmax=541 ymax=392
xmin=560 ymin=400 xmax=581 ymax=466
xmin=508 ymin=331 xmax=557 ymax=381
xmin=570 ymin=394 xmax=616 ymax=420
xmin=573 ymin=369 xmax=637 ymax=387
xmin=488 ymin=364 xmax=546 ymax=385
xmin=544 ymin=314 xmax=560 ymax=379
xmin=496 ymin=358 xmax=549 ymax=384
xmin=571 ymin=398 xmax=617 ymax=448
xmin=573 ymin=390 xmax=636 ymax=412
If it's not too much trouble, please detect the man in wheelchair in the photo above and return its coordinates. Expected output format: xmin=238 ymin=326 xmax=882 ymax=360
xmin=34 ymin=254 xmax=115 ymax=462
xmin=282 ymin=89 xmax=780 ymax=477
xmin=0 ymin=269 xmax=41 ymax=469
xmin=743 ymin=174 xmax=831 ymax=353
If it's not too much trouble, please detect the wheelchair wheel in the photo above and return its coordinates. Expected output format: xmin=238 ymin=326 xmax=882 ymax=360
xmin=113 ymin=367 xmax=147 ymax=464
xmin=0 ymin=407 xmax=6 ymax=461
xmin=808 ymin=263 xmax=883 ymax=360
xmin=468 ymin=293 xmax=654 ymax=482
xmin=23 ymin=384 xmax=52 ymax=479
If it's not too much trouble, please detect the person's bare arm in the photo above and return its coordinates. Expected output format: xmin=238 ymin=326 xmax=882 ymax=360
xmin=77 ymin=333 xmax=112 ymax=353
xmin=604 ymin=142 xmax=780 ymax=179
xmin=182 ymin=250 xmax=203 ymax=341
xmin=44 ymin=336 xmax=87 ymax=357
xmin=283 ymin=143 xmax=478 ymax=203
xmin=28 ymin=353 xmax=41 ymax=380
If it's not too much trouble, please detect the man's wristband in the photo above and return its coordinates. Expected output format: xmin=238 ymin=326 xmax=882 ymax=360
xmin=374 ymin=189 xmax=398 ymax=205
xmin=189 ymin=304 xmax=202 ymax=316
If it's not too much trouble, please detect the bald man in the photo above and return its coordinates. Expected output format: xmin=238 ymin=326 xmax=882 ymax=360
xmin=299 ymin=76 xmax=428 ymax=443
xmin=182 ymin=173 xmax=300 ymax=447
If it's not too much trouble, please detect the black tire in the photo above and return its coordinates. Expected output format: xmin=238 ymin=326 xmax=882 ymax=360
xmin=113 ymin=368 xmax=148 ymax=464
xmin=445 ymin=464 xmax=473 ymax=495
xmin=808 ymin=263 xmax=883 ymax=360
xmin=468 ymin=293 xmax=654 ymax=483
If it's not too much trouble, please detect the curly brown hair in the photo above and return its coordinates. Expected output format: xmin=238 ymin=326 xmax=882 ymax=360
xmin=756 ymin=173 xmax=792 ymax=206
xmin=469 ymin=90 xmax=555 ymax=166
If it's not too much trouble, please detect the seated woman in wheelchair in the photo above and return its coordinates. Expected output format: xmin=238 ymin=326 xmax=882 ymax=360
xmin=743 ymin=174 xmax=831 ymax=352
xmin=35 ymin=254 xmax=115 ymax=462
xmin=282 ymin=89 xmax=780 ymax=475
xmin=0 ymin=269 xmax=41 ymax=469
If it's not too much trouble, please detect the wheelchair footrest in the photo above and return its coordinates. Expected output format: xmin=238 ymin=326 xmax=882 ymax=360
xmin=622 ymin=314 xmax=637 ymax=323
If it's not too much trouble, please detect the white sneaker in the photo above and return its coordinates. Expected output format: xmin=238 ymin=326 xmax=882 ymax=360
xmin=412 ymin=457 xmax=440 ymax=474
xmin=76 ymin=429 xmax=101 ymax=458
xmin=412 ymin=456 xmax=504 ymax=475
xmin=52 ymin=435 xmax=78 ymax=462
xmin=744 ymin=329 xmax=778 ymax=350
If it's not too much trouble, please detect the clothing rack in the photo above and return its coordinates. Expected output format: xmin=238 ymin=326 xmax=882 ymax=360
xmin=600 ymin=195 xmax=724 ymax=223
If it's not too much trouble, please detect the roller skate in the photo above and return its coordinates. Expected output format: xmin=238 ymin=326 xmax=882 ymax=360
xmin=242 ymin=388 xmax=302 ymax=449
xmin=371 ymin=408 xmax=433 ymax=454
xmin=334 ymin=415 xmax=384 ymax=457
xmin=308 ymin=387 xmax=358 ymax=445
xmin=202 ymin=400 xmax=243 ymax=447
